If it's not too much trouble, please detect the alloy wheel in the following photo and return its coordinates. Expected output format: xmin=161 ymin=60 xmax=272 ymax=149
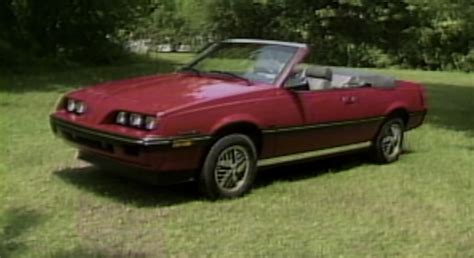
xmin=214 ymin=145 xmax=250 ymax=192
xmin=381 ymin=123 xmax=402 ymax=160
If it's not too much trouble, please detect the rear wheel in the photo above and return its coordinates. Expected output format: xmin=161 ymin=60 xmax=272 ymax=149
xmin=199 ymin=134 xmax=257 ymax=199
xmin=371 ymin=118 xmax=405 ymax=164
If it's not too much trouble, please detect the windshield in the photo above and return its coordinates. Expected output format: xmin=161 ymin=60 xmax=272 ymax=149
xmin=183 ymin=42 xmax=299 ymax=84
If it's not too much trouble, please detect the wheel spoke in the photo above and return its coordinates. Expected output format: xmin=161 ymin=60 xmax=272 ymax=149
xmin=235 ymin=158 xmax=247 ymax=172
xmin=231 ymin=149 xmax=236 ymax=164
xmin=388 ymin=143 xmax=395 ymax=154
xmin=215 ymin=158 xmax=233 ymax=187
xmin=223 ymin=173 xmax=234 ymax=188
xmin=382 ymin=137 xmax=393 ymax=145
xmin=216 ymin=164 xmax=231 ymax=170
xmin=216 ymin=168 xmax=231 ymax=183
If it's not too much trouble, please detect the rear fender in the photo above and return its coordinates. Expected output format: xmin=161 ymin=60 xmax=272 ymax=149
xmin=383 ymin=102 xmax=409 ymax=118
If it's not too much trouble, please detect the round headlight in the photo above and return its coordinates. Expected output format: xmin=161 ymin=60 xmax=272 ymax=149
xmin=76 ymin=101 xmax=87 ymax=114
xmin=116 ymin=111 xmax=128 ymax=125
xmin=144 ymin=116 xmax=157 ymax=130
xmin=129 ymin=113 xmax=143 ymax=127
xmin=66 ymin=99 xmax=76 ymax=112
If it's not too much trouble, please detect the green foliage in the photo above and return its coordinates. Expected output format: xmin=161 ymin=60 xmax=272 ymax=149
xmin=1 ymin=0 xmax=472 ymax=70
xmin=401 ymin=0 xmax=474 ymax=70
xmin=133 ymin=0 xmax=213 ymax=49
xmin=0 ymin=0 xmax=151 ymax=64
xmin=200 ymin=0 xmax=473 ymax=71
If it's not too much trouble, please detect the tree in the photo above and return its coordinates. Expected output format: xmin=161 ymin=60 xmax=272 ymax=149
xmin=0 ymin=0 xmax=151 ymax=64
xmin=203 ymin=0 xmax=473 ymax=71
xmin=403 ymin=0 xmax=474 ymax=70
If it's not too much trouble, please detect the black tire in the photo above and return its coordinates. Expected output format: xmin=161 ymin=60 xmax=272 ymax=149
xmin=199 ymin=134 xmax=258 ymax=199
xmin=371 ymin=118 xmax=405 ymax=164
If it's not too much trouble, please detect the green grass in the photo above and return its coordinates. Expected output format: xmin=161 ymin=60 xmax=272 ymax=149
xmin=1 ymin=54 xmax=474 ymax=257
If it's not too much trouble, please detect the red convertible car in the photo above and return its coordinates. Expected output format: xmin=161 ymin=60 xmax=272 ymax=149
xmin=50 ymin=39 xmax=427 ymax=199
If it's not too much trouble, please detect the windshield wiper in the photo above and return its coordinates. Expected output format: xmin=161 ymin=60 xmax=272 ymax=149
xmin=178 ymin=66 xmax=201 ymax=76
xmin=209 ymin=70 xmax=252 ymax=85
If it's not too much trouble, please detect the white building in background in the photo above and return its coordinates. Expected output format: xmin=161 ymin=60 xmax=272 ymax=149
xmin=125 ymin=39 xmax=152 ymax=54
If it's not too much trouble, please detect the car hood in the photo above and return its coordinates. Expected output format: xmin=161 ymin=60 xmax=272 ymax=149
xmin=73 ymin=73 xmax=272 ymax=113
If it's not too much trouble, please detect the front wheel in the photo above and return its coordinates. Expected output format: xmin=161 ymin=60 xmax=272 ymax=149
xmin=371 ymin=118 xmax=405 ymax=164
xmin=199 ymin=134 xmax=257 ymax=199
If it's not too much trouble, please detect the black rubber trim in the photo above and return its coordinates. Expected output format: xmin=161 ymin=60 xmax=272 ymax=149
xmin=261 ymin=110 xmax=427 ymax=135
xmin=50 ymin=115 xmax=212 ymax=147
xmin=409 ymin=110 xmax=427 ymax=117
xmin=262 ymin=116 xmax=384 ymax=134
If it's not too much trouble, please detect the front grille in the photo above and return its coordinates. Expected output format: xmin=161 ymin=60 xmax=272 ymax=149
xmin=61 ymin=130 xmax=114 ymax=153
xmin=123 ymin=145 xmax=140 ymax=156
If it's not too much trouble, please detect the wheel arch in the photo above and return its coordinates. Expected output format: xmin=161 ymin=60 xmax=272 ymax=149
xmin=385 ymin=107 xmax=409 ymax=126
xmin=373 ymin=106 xmax=409 ymax=143
xmin=211 ymin=121 xmax=263 ymax=156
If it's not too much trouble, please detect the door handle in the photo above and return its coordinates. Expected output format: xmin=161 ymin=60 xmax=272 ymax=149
xmin=342 ymin=96 xmax=358 ymax=104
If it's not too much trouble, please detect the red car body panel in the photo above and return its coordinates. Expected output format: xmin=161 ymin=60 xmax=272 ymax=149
xmin=50 ymin=39 xmax=427 ymax=184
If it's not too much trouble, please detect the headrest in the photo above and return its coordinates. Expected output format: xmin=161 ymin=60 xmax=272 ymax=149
xmin=305 ymin=66 xmax=332 ymax=80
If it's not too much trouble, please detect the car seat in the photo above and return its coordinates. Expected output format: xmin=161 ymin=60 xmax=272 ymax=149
xmin=305 ymin=66 xmax=332 ymax=90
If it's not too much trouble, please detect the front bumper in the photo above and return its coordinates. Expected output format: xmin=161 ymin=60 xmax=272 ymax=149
xmin=77 ymin=150 xmax=196 ymax=185
xmin=50 ymin=115 xmax=211 ymax=184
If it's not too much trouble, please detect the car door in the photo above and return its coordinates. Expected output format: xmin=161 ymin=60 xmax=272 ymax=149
xmin=271 ymin=87 xmax=382 ymax=156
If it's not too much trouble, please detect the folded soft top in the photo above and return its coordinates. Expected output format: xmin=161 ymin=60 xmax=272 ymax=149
xmin=330 ymin=67 xmax=396 ymax=88
xmin=304 ymin=65 xmax=396 ymax=88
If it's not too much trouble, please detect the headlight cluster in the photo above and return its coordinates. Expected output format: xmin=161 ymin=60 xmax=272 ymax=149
xmin=65 ymin=98 xmax=87 ymax=114
xmin=115 ymin=111 xmax=157 ymax=130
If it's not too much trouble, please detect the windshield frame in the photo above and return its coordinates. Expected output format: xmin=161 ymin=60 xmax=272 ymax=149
xmin=180 ymin=39 xmax=309 ymax=87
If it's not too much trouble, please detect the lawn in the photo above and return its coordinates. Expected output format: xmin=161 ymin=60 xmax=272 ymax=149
xmin=1 ymin=54 xmax=474 ymax=257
